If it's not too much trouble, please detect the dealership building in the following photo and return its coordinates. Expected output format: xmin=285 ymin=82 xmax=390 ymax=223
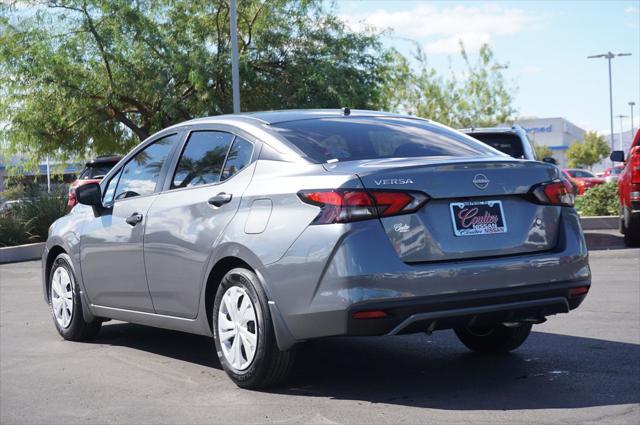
xmin=513 ymin=117 xmax=586 ymax=168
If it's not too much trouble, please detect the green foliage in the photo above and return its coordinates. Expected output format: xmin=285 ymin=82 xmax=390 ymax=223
xmin=566 ymin=131 xmax=611 ymax=169
xmin=1 ymin=0 xmax=391 ymax=160
xmin=386 ymin=43 xmax=516 ymax=128
xmin=0 ymin=213 xmax=37 ymax=247
xmin=0 ymin=189 xmax=68 ymax=246
xmin=1 ymin=1 xmax=519 ymax=161
xmin=574 ymin=182 xmax=619 ymax=216
xmin=534 ymin=144 xmax=553 ymax=159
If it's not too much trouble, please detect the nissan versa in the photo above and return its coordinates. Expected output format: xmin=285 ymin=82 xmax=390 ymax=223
xmin=43 ymin=110 xmax=591 ymax=388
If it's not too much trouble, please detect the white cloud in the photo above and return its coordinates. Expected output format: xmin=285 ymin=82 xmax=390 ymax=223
xmin=340 ymin=3 xmax=540 ymax=54
xmin=624 ymin=6 xmax=639 ymax=28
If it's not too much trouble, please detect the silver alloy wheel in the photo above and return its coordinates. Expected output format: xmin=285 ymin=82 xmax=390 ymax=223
xmin=217 ymin=286 xmax=258 ymax=371
xmin=51 ymin=266 xmax=74 ymax=329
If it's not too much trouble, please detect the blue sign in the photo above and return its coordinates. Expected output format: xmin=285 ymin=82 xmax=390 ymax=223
xmin=524 ymin=125 xmax=553 ymax=134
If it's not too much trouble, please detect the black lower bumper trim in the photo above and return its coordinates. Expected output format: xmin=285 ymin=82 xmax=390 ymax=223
xmin=346 ymin=279 xmax=590 ymax=336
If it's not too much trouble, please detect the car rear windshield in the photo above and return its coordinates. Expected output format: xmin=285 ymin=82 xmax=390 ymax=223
xmin=270 ymin=117 xmax=500 ymax=163
xmin=80 ymin=164 xmax=117 ymax=179
xmin=466 ymin=132 xmax=525 ymax=159
xmin=567 ymin=170 xmax=595 ymax=178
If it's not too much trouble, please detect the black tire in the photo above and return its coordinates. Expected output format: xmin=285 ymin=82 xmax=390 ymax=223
xmin=212 ymin=268 xmax=294 ymax=389
xmin=49 ymin=253 xmax=102 ymax=341
xmin=623 ymin=214 xmax=640 ymax=247
xmin=454 ymin=323 xmax=532 ymax=354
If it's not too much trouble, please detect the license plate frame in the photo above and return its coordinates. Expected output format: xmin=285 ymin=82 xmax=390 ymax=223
xmin=449 ymin=200 xmax=508 ymax=236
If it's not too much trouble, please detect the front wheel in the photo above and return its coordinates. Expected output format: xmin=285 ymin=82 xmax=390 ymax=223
xmin=454 ymin=323 xmax=532 ymax=354
xmin=212 ymin=268 xmax=294 ymax=389
xmin=49 ymin=253 xmax=102 ymax=341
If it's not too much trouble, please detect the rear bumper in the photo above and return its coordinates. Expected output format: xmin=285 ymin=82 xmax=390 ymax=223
xmin=346 ymin=279 xmax=588 ymax=336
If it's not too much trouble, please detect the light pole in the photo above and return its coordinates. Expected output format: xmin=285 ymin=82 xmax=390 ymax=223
xmin=587 ymin=52 xmax=632 ymax=155
xmin=230 ymin=0 xmax=241 ymax=113
xmin=630 ymin=101 xmax=636 ymax=136
xmin=616 ymin=115 xmax=628 ymax=150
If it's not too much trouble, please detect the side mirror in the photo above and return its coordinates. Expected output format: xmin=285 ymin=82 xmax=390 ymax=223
xmin=76 ymin=182 xmax=102 ymax=207
xmin=541 ymin=157 xmax=557 ymax=165
xmin=610 ymin=150 xmax=625 ymax=162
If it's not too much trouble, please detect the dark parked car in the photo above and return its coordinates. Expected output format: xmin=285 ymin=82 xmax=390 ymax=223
xmin=44 ymin=110 xmax=590 ymax=388
xmin=68 ymin=155 xmax=121 ymax=209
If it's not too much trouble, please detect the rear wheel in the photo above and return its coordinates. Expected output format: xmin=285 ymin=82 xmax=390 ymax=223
xmin=455 ymin=323 xmax=532 ymax=353
xmin=49 ymin=253 xmax=102 ymax=341
xmin=212 ymin=268 xmax=294 ymax=389
xmin=623 ymin=213 xmax=640 ymax=247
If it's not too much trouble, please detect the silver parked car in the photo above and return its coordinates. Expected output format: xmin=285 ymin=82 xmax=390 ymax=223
xmin=43 ymin=109 xmax=591 ymax=388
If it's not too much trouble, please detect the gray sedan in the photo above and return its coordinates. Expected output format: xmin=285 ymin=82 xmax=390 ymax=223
xmin=42 ymin=109 xmax=591 ymax=388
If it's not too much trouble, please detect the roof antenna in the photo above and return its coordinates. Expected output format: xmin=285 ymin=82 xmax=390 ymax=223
xmin=341 ymin=107 xmax=351 ymax=116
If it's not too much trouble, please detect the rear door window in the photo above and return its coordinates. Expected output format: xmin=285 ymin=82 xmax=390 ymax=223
xmin=271 ymin=117 xmax=500 ymax=163
xmin=171 ymin=131 xmax=234 ymax=189
xmin=221 ymin=137 xmax=253 ymax=181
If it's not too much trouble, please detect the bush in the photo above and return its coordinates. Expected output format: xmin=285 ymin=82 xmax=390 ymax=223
xmin=0 ymin=213 xmax=37 ymax=247
xmin=575 ymin=182 xmax=619 ymax=216
xmin=0 ymin=189 xmax=68 ymax=247
xmin=13 ymin=191 xmax=68 ymax=241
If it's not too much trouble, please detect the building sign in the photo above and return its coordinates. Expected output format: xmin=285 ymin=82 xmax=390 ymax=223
xmin=524 ymin=125 xmax=553 ymax=134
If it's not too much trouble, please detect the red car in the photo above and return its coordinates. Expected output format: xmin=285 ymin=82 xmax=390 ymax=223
xmin=603 ymin=165 xmax=625 ymax=183
xmin=563 ymin=169 xmax=605 ymax=195
xmin=68 ymin=155 xmax=121 ymax=209
xmin=611 ymin=129 xmax=640 ymax=246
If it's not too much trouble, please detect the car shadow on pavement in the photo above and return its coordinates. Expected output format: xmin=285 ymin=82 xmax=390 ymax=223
xmin=94 ymin=323 xmax=639 ymax=410
xmin=94 ymin=322 xmax=221 ymax=368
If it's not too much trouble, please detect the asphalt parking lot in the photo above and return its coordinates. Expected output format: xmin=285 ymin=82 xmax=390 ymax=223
xmin=1 ymin=236 xmax=639 ymax=424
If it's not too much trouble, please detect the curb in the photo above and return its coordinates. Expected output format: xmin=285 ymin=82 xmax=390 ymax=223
xmin=0 ymin=242 xmax=45 ymax=264
xmin=580 ymin=216 xmax=619 ymax=230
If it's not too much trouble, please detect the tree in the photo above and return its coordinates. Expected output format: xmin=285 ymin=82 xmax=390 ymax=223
xmin=566 ymin=131 xmax=611 ymax=169
xmin=534 ymin=144 xmax=553 ymax=159
xmin=384 ymin=42 xmax=516 ymax=128
xmin=0 ymin=0 xmax=391 ymax=160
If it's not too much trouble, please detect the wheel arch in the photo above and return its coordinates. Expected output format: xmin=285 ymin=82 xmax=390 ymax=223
xmin=201 ymin=244 xmax=298 ymax=351
xmin=44 ymin=245 xmax=67 ymax=303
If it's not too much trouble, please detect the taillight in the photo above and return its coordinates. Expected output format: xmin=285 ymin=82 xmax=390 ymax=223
xmin=298 ymin=189 xmax=429 ymax=224
xmin=68 ymin=187 xmax=77 ymax=208
xmin=531 ymin=179 xmax=575 ymax=207
xmin=630 ymin=147 xmax=640 ymax=184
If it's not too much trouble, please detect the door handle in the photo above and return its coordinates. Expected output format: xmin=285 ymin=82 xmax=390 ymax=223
xmin=125 ymin=212 xmax=143 ymax=226
xmin=208 ymin=192 xmax=233 ymax=207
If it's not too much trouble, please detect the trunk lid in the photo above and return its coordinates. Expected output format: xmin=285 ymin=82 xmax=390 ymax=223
xmin=324 ymin=156 xmax=563 ymax=262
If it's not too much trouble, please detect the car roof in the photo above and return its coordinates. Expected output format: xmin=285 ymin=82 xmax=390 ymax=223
xmin=459 ymin=127 xmax=522 ymax=134
xmin=86 ymin=155 xmax=122 ymax=166
xmin=178 ymin=109 xmax=428 ymax=126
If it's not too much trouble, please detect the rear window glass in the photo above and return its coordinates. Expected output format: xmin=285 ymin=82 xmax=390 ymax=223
xmin=80 ymin=164 xmax=116 ymax=179
xmin=567 ymin=170 xmax=595 ymax=178
xmin=466 ymin=133 xmax=525 ymax=159
xmin=270 ymin=117 xmax=500 ymax=163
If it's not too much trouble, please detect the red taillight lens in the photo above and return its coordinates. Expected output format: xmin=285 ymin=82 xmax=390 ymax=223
xmin=68 ymin=187 xmax=77 ymax=208
xmin=298 ymin=189 xmax=429 ymax=224
xmin=531 ymin=179 xmax=575 ymax=207
xmin=352 ymin=310 xmax=388 ymax=320
xmin=569 ymin=286 xmax=590 ymax=298
xmin=630 ymin=147 xmax=640 ymax=184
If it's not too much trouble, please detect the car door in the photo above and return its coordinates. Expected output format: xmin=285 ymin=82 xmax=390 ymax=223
xmin=80 ymin=133 xmax=180 ymax=312
xmin=144 ymin=129 xmax=256 ymax=318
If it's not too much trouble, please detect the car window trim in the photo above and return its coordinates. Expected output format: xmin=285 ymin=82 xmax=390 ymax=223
xmin=165 ymin=128 xmax=255 ymax=192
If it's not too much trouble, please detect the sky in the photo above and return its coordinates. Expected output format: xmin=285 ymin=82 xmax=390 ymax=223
xmin=333 ymin=0 xmax=640 ymax=135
